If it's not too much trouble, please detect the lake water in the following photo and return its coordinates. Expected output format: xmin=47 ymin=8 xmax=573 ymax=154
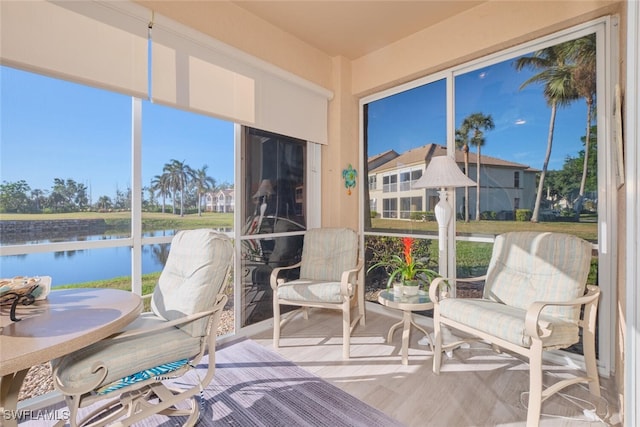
xmin=0 ymin=231 xmax=176 ymax=287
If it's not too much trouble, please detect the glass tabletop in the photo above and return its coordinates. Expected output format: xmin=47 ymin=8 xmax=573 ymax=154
xmin=378 ymin=289 xmax=432 ymax=306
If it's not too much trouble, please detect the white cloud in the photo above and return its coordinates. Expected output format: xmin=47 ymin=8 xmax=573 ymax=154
xmin=515 ymin=119 xmax=526 ymax=125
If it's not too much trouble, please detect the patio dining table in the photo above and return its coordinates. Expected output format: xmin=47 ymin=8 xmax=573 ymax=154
xmin=0 ymin=287 xmax=142 ymax=427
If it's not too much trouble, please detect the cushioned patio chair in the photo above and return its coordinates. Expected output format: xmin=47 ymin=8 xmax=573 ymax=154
xmin=52 ymin=229 xmax=233 ymax=427
xmin=429 ymin=231 xmax=601 ymax=427
xmin=271 ymin=227 xmax=364 ymax=359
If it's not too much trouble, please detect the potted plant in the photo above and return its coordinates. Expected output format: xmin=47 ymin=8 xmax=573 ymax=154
xmin=367 ymin=237 xmax=438 ymax=296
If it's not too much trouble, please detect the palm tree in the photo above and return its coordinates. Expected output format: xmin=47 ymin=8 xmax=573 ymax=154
xmin=97 ymin=195 xmax=112 ymax=211
xmin=560 ymin=34 xmax=597 ymax=214
xmin=192 ymin=165 xmax=216 ymax=216
xmin=459 ymin=112 xmax=494 ymax=221
xmin=455 ymin=127 xmax=471 ymax=222
xmin=151 ymin=173 xmax=171 ymax=214
xmin=163 ymin=159 xmax=194 ymax=216
xmin=515 ymin=43 xmax=578 ymax=222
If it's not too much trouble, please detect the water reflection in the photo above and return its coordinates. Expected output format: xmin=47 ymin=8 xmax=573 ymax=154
xmin=0 ymin=229 xmax=232 ymax=286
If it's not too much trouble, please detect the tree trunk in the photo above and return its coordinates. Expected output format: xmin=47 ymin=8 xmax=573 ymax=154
xmin=464 ymin=145 xmax=469 ymax=222
xmin=475 ymin=145 xmax=481 ymax=221
xmin=532 ymin=102 xmax=557 ymax=223
xmin=575 ymin=100 xmax=593 ymax=215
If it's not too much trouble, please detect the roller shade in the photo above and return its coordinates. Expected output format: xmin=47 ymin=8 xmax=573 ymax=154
xmin=151 ymin=14 xmax=332 ymax=144
xmin=0 ymin=0 xmax=148 ymax=98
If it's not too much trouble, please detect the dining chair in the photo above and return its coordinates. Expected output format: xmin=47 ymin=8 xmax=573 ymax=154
xmin=52 ymin=229 xmax=233 ymax=427
xmin=270 ymin=227 xmax=364 ymax=359
xmin=429 ymin=231 xmax=600 ymax=427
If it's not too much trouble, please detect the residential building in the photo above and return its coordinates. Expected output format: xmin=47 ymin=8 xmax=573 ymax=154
xmin=369 ymin=144 xmax=538 ymax=220
xmin=206 ymin=188 xmax=235 ymax=213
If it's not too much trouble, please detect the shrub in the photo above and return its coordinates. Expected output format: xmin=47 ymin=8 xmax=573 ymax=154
xmin=515 ymin=209 xmax=532 ymax=221
xmin=370 ymin=210 xmax=378 ymax=218
xmin=480 ymin=211 xmax=497 ymax=220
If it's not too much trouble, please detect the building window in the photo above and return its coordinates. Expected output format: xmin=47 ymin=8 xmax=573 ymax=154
xmin=383 ymin=174 xmax=397 ymax=193
xmin=382 ymin=198 xmax=397 ymax=218
xmin=514 ymin=198 xmax=520 ymax=209
xmin=400 ymin=197 xmax=423 ymax=219
xmin=368 ymin=175 xmax=377 ymax=190
xmin=399 ymin=172 xmax=411 ymax=191
xmin=514 ymin=171 xmax=520 ymax=188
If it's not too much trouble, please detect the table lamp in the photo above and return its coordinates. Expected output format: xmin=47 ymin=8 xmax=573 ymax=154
xmin=412 ymin=155 xmax=476 ymax=278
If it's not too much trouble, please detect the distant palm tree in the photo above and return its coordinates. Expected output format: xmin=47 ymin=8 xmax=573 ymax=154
xmin=163 ymin=159 xmax=194 ymax=216
xmin=560 ymin=34 xmax=597 ymax=214
xmin=97 ymin=195 xmax=112 ymax=211
xmin=459 ymin=113 xmax=494 ymax=221
xmin=151 ymin=174 xmax=171 ymax=214
xmin=455 ymin=128 xmax=471 ymax=222
xmin=192 ymin=165 xmax=216 ymax=216
xmin=515 ymin=43 xmax=578 ymax=222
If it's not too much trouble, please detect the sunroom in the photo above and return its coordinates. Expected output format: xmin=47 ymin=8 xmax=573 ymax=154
xmin=0 ymin=1 xmax=638 ymax=426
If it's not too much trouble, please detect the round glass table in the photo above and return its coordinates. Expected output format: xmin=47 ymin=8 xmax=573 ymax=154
xmin=378 ymin=289 xmax=433 ymax=365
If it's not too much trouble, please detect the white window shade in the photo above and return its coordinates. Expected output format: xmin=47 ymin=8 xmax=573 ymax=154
xmin=151 ymin=26 xmax=256 ymax=126
xmin=151 ymin=15 xmax=332 ymax=144
xmin=0 ymin=0 xmax=148 ymax=98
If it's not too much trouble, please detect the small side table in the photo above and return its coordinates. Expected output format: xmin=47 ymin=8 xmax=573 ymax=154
xmin=378 ymin=289 xmax=433 ymax=365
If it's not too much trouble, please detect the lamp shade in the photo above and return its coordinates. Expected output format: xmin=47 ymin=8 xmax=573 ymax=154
xmin=412 ymin=156 xmax=476 ymax=189
xmin=253 ymin=179 xmax=274 ymax=198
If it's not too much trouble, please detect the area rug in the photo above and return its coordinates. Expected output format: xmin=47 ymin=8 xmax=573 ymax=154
xmin=183 ymin=337 xmax=406 ymax=427
xmin=25 ymin=338 xmax=405 ymax=427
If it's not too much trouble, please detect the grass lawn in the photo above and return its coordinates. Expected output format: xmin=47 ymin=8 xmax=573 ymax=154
xmin=371 ymin=218 xmax=598 ymax=241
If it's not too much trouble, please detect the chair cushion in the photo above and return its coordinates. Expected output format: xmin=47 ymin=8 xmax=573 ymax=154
xmin=52 ymin=314 xmax=202 ymax=394
xmin=276 ymin=279 xmax=349 ymax=303
xmin=96 ymin=359 xmax=189 ymax=395
xmin=483 ymin=232 xmax=592 ymax=323
xmin=151 ymin=229 xmax=233 ymax=337
xmin=299 ymin=228 xmax=358 ymax=282
xmin=439 ymin=298 xmax=580 ymax=348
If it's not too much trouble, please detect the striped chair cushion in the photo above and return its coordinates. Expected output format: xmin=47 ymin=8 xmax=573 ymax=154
xmin=299 ymin=228 xmax=358 ymax=282
xmin=483 ymin=232 xmax=592 ymax=323
xmin=439 ymin=298 xmax=580 ymax=348
xmin=151 ymin=229 xmax=233 ymax=337
xmin=276 ymin=279 xmax=349 ymax=303
xmin=52 ymin=314 xmax=201 ymax=393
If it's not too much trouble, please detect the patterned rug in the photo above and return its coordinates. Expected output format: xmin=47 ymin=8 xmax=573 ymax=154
xmin=23 ymin=338 xmax=405 ymax=426
xmin=190 ymin=338 xmax=405 ymax=427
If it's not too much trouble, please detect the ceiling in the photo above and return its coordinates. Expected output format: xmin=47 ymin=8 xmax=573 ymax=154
xmin=229 ymin=1 xmax=485 ymax=59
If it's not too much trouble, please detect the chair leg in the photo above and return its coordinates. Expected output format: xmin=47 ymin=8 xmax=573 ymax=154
xmin=526 ymin=342 xmax=543 ymax=427
xmin=273 ymin=297 xmax=281 ymax=349
xmin=432 ymin=312 xmax=443 ymax=374
xmin=358 ymin=281 xmax=366 ymax=326
xmin=342 ymin=300 xmax=351 ymax=359
xmin=583 ymin=322 xmax=601 ymax=397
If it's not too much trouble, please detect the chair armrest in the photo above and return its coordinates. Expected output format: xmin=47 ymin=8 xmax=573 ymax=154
xmin=429 ymin=275 xmax=486 ymax=303
xmin=340 ymin=258 xmax=364 ymax=296
xmin=525 ymin=285 xmax=600 ymax=339
xmin=270 ymin=261 xmax=302 ymax=290
xmin=105 ymin=294 xmax=228 ymax=341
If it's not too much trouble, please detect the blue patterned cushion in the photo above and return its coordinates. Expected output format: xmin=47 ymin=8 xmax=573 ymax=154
xmin=483 ymin=232 xmax=592 ymax=323
xmin=96 ymin=359 xmax=189 ymax=395
xmin=299 ymin=228 xmax=358 ymax=282
xmin=439 ymin=298 xmax=580 ymax=348
xmin=151 ymin=229 xmax=233 ymax=337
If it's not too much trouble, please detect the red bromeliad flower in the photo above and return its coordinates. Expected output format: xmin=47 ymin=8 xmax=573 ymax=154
xmin=402 ymin=237 xmax=413 ymax=266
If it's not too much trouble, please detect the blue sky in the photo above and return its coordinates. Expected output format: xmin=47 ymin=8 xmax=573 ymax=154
xmin=367 ymin=58 xmax=588 ymax=171
xmin=1 ymin=66 xmax=234 ymax=201
xmin=1 ymin=57 xmax=588 ymax=201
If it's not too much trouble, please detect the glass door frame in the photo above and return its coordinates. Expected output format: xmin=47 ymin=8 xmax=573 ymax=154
xmin=359 ymin=17 xmax=618 ymax=375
